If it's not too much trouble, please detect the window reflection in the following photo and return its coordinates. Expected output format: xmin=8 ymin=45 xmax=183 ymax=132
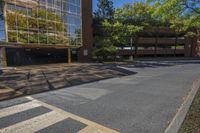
xmin=0 ymin=1 xmax=5 ymax=41
xmin=4 ymin=0 xmax=82 ymax=46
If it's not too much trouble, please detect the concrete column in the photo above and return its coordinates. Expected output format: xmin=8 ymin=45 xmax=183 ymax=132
xmin=185 ymin=37 xmax=198 ymax=57
xmin=3 ymin=2 xmax=8 ymax=42
xmin=129 ymin=56 xmax=133 ymax=61
xmin=0 ymin=47 xmax=7 ymax=67
xmin=78 ymin=0 xmax=93 ymax=62
xmin=195 ymin=38 xmax=200 ymax=57
xmin=129 ymin=38 xmax=134 ymax=61
xmin=68 ymin=48 xmax=71 ymax=64
xmin=184 ymin=37 xmax=191 ymax=57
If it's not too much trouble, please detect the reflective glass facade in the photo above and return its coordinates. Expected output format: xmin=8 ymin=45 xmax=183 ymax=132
xmin=0 ymin=1 xmax=5 ymax=41
xmin=2 ymin=0 xmax=82 ymax=47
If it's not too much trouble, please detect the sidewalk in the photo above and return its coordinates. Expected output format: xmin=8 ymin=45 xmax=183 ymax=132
xmin=0 ymin=63 xmax=134 ymax=101
xmin=1 ymin=60 xmax=200 ymax=132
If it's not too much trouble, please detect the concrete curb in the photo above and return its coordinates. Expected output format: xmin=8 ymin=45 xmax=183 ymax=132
xmin=164 ymin=75 xmax=200 ymax=133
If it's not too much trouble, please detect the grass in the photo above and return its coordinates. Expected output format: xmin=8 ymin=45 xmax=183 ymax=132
xmin=179 ymin=88 xmax=200 ymax=133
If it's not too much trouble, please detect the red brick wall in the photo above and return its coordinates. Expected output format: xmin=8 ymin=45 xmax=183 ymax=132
xmin=78 ymin=0 xmax=93 ymax=62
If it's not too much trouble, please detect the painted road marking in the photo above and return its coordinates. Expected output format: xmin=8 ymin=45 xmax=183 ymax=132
xmin=26 ymin=96 xmax=119 ymax=133
xmin=0 ymin=96 xmax=119 ymax=133
xmin=0 ymin=102 xmax=41 ymax=118
xmin=78 ymin=126 xmax=104 ymax=133
xmin=0 ymin=111 xmax=68 ymax=133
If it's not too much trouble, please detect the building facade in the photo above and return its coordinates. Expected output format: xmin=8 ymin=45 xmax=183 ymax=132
xmin=0 ymin=0 xmax=93 ymax=66
xmin=116 ymin=28 xmax=200 ymax=58
xmin=94 ymin=21 xmax=200 ymax=59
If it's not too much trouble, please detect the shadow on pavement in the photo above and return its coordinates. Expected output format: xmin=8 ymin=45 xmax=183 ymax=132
xmin=0 ymin=63 xmax=136 ymax=101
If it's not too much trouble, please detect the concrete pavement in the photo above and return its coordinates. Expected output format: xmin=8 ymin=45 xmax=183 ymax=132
xmin=0 ymin=60 xmax=200 ymax=133
xmin=0 ymin=63 xmax=133 ymax=101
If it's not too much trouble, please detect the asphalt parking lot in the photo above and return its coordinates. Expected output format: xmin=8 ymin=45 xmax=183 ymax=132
xmin=0 ymin=60 xmax=200 ymax=133
xmin=0 ymin=63 xmax=134 ymax=101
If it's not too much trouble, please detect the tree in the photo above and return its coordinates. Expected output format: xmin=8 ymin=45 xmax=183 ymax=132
xmin=114 ymin=2 xmax=167 ymax=27
xmin=93 ymin=2 xmax=149 ymax=60
xmin=147 ymin=0 xmax=200 ymax=36
xmin=93 ymin=36 xmax=117 ymax=60
xmin=102 ymin=19 xmax=143 ymax=46
xmin=147 ymin=0 xmax=200 ymax=16
xmin=148 ymin=0 xmax=200 ymax=57
xmin=93 ymin=19 xmax=143 ymax=60
xmin=94 ymin=0 xmax=115 ymax=19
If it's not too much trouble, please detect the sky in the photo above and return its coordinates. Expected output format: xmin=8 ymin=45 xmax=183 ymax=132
xmin=93 ymin=0 xmax=145 ymax=11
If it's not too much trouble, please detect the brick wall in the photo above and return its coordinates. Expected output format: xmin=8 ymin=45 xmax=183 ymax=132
xmin=78 ymin=0 xmax=93 ymax=62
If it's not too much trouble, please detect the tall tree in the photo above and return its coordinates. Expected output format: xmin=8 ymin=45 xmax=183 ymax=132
xmin=93 ymin=19 xmax=143 ymax=60
xmin=101 ymin=20 xmax=143 ymax=47
xmin=94 ymin=0 xmax=115 ymax=19
xmin=147 ymin=0 xmax=200 ymax=35
xmin=114 ymin=3 xmax=155 ymax=26
xmin=148 ymin=0 xmax=200 ymax=57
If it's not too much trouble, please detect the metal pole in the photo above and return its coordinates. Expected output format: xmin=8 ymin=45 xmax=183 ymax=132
xmin=130 ymin=38 xmax=133 ymax=61
xmin=68 ymin=48 xmax=71 ymax=64
xmin=3 ymin=1 xmax=8 ymax=42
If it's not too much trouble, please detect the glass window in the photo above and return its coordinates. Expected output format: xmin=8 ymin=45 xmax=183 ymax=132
xmin=0 ymin=1 xmax=5 ymax=41
xmin=5 ymin=0 xmax=82 ymax=46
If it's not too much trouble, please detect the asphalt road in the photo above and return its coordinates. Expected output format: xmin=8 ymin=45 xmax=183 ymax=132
xmin=1 ymin=60 xmax=200 ymax=133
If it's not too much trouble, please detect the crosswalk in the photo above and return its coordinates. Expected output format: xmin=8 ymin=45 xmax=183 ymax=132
xmin=0 ymin=96 xmax=119 ymax=133
xmin=0 ymin=102 xmax=41 ymax=118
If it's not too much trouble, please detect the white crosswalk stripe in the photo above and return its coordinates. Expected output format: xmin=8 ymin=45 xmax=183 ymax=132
xmin=0 ymin=102 xmax=41 ymax=118
xmin=0 ymin=96 xmax=119 ymax=133
xmin=0 ymin=111 xmax=68 ymax=133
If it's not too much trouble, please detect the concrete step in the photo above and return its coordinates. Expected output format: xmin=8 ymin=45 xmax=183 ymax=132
xmin=0 ymin=86 xmax=22 ymax=101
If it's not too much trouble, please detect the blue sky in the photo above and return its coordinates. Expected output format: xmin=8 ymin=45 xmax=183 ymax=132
xmin=93 ymin=0 xmax=145 ymax=11
xmin=93 ymin=0 xmax=200 ymax=11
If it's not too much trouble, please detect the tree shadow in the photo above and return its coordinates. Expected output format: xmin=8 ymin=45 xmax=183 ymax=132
xmin=0 ymin=64 xmax=137 ymax=101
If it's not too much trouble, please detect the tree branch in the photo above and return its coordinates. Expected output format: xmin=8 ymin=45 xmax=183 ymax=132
xmin=183 ymin=2 xmax=200 ymax=14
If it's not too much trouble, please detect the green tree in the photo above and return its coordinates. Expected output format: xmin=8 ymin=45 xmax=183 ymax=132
xmin=93 ymin=36 xmax=117 ymax=60
xmin=147 ymin=0 xmax=200 ymax=36
xmin=148 ymin=0 xmax=200 ymax=56
xmin=93 ymin=19 xmax=143 ymax=60
xmin=93 ymin=2 xmax=150 ymax=60
xmin=114 ymin=2 xmax=167 ymax=27
xmin=94 ymin=0 xmax=115 ymax=19
xmin=102 ymin=19 xmax=143 ymax=46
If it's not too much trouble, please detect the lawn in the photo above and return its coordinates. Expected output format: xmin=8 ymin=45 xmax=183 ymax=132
xmin=179 ymin=88 xmax=200 ymax=133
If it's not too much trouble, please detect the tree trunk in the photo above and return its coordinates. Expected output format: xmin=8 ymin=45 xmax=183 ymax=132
xmin=134 ymin=37 xmax=138 ymax=58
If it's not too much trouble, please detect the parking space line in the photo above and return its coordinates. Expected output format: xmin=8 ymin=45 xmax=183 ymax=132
xmin=0 ymin=102 xmax=41 ymax=118
xmin=26 ymin=96 xmax=120 ymax=133
xmin=0 ymin=111 xmax=68 ymax=133
xmin=78 ymin=126 xmax=105 ymax=133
